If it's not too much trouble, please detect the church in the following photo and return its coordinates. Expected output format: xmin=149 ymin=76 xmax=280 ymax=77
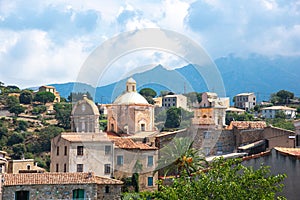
xmin=50 ymin=78 xmax=158 ymax=191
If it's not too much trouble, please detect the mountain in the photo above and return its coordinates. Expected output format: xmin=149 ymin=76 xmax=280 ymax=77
xmin=47 ymin=54 xmax=300 ymax=103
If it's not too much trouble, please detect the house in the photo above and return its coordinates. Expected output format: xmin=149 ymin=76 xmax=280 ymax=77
xmin=0 ymin=151 xmax=8 ymax=174
xmin=294 ymin=120 xmax=300 ymax=147
xmin=162 ymin=94 xmax=187 ymax=110
xmin=199 ymin=92 xmax=230 ymax=108
xmin=228 ymin=121 xmax=295 ymax=155
xmin=234 ymin=92 xmax=256 ymax=111
xmin=242 ymin=148 xmax=300 ymax=200
xmin=261 ymin=106 xmax=297 ymax=119
xmin=7 ymin=159 xmax=45 ymax=174
xmin=1 ymin=172 xmax=123 ymax=200
xmin=38 ymin=85 xmax=60 ymax=103
xmin=226 ymin=107 xmax=245 ymax=115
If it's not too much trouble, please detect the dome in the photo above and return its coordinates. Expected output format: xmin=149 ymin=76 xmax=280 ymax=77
xmin=113 ymin=92 xmax=149 ymax=105
xmin=71 ymin=95 xmax=100 ymax=116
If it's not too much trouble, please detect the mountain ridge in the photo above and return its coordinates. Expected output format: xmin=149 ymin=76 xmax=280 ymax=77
xmin=44 ymin=54 xmax=300 ymax=104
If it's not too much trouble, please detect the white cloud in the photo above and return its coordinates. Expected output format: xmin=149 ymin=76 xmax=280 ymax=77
xmin=0 ymin=0 xmax=300 ymax=88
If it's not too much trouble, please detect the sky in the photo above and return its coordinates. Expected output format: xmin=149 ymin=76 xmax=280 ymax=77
xmin=0 ymin=0 xmax=300 ymax=89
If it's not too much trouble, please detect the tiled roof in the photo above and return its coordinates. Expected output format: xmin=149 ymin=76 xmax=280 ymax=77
xmin=227 ymin=121 xmax=266 ymax=130
xmin=3 ymin=172 xmax=123 ymax=186
xmin=112 ymin=138 xmax=157 ymax=150
xmin=274 ymin=147 xmax=300 ymax=158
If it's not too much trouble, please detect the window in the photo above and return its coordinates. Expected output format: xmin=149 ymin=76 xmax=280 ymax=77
xmin=147 ymin=177 xmax=153 ymax=186
xmin=105 ymin=146 xmax=111 ymax=155
xmin=56 ymin=146 xmax=59 ymax=156
xmin=64 ymin=163 xmax=67 ymax=172
xmin=105 ymin=186 xmax=110 ymax=193
xmin=217 ymin=142 xmax=223 ymax=152
xmin=147 ymin=155 xmax=153 ymax=167
xmin=73 ymin=189 xmax=85 ymax=199
xmin=77 ymin=146 xmax=83 ymax=156
xmin=64 ymin=146 xmax=67 ymax=156
xmin=56 ymin=163 xmax=59 ymax=172
xmin=111 ymin=123 xmax=114 ymax=132
xmin=15 ymin=191 xmax=29 ymax=200
xmin=104 ymin=164 xmax=111 ymax=174
xmin=140 ymin=123 xmax=145 ymax=131
xmin=132 ymin=85 xmax=135 ymax=91
xmin=27 ymin=164 xmax=30 ymax=170
xmin=203 ymin=131 xmax=211 ymax=139
xmin=117 ymin=155 xmax=123 ymax=166
xmin=77 ymin=164 xmax=83 ymax=172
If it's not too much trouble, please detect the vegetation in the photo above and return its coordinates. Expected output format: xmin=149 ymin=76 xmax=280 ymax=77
xmin=19 ymin=90 xmax=33 ymax=104
xmin=34 ymin=91 xmax=55 ymax=104
xmin=156 ymin=137 xmax=207 ymax=177
xmin=54 ymin=103 xmax=72 ymax=130
xmin=225 ymin=112 xmax=256 ymax=125
xmin=139 ymin=88 xmax=157 ymax=104
xmin=270 ymin=90 xmax=294 ymax=105
xmin=67 ymin=91 xmax=93 ymax=102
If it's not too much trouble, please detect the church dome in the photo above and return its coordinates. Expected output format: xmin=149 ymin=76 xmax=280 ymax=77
xmin=71 ymin=95 xmax=100 ymax=116
xmin=113 ymin=92 xmax=149 ymax=105
xmin=113 ymin=78 xmax=149 ymax=105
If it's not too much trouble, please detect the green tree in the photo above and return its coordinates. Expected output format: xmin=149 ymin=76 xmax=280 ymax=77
xmin=19 ymin=90 xmax=33 ymax=104
xmin=6 ymin=95 xmax=19 ymax=108
xmin=275 ymin=110 xmax=286 ymax=119
xmin=139 ymin=88 xmax=157 ymax=98
xmin=139 ymin=88 xmax=157 ymax=105
xmin=67 ymin=92 xmax=93 ymax=102
xmin=9 ymin=104 xmax=25 ymax=116
xmin=153 ymin=158 xmax=286 ymax=200
xmin=12 ymin=143 xmax=26 ymax=159
xmin=164 ymin=107 xmax=181 ymax=129
xmin=156 ymin=137 xmax=207 ymax=177
xmin=7 ymin=132 xmax=25 ymax=146
xmin=34 ymin=91 xmax=55 ymax=104
xmin=54 ymin=103 xmax=72 ymax=129
xmin=271 ymin=90 xmax=294 ymax=105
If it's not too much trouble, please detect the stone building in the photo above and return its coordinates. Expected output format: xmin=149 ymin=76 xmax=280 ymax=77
xmin=2 ymin=172 xmax=123 ymax=200
xmin=107 ymin=78 xmax=155 ymax=134
xmin=228 ymin=121 xmax=295 ymax=155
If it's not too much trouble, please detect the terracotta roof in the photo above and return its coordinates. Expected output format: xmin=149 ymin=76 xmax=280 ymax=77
xmin=111 ymin=137 xmax=157 ymax=150
xmin=274 ymin=147 xmax=300 ymax=158
xmin=3 ymin=172 xmax=123 ymax=186
xmin=238 ymin=140 xmax=265 ymax=150
xmin=227 ymin=121 xmax=266 ymax=130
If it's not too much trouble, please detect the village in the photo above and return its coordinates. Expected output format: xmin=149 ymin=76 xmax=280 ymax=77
xmin=0 ymin=78 xmax=299 ymax=199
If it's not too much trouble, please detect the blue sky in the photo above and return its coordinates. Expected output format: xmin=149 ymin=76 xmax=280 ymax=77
xmin=0 ymin=0 xmax=300 ymax=88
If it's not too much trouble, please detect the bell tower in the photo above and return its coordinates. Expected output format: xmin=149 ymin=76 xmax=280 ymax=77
xmin=126 ymin=77 xmax=136 ymax=92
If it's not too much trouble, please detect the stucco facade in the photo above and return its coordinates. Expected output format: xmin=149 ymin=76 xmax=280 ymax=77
xmin=107 ymin=78 xmax=155 ymax=134
xmin=234 ymin=92 xmax=256 ymax=111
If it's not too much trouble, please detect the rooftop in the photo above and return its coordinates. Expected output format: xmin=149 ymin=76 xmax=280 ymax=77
xmin=235 ymin=92 xmax=254 ymax=96
xmin=111 ymin=137 xmax=157 ymax=150
xmin=227 ymin=121 xmax=267 ymax=130
xmin=274 ymin=147 xmax=300 ymax=158
xmin=261 ymin=106 xmax=296 ymax=111
xmin=60 ymin=132 xmax=111 ymax=142
xmin=3 ymin=172 xmax=123 ymax=186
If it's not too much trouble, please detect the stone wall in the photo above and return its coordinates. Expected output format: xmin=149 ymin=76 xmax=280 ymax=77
xmin=3 ymin=183 xmax=122 ymax=200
